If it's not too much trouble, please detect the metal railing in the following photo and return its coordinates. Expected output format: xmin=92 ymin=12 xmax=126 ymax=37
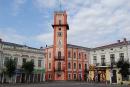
xmin=54 ymin=56 xmax=65 ymax=61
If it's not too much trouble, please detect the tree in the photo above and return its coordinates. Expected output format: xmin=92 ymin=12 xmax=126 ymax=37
xmin=84 ymin=69 xmax=89 ymax=81
xmin=4 ymin=58 xmax=16 ymax=83
xmin=0 ymin=68 xmax=6 ymax=83
xmin=22 ymin=61 xmax=34 ymax=82
xmin=116 ymin=58 xmax=130 ymax=81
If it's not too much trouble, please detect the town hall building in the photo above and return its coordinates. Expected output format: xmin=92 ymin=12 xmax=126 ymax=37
xmin=44 ymin=10 xmax=130 ymax=84
xmin=44 ymin=11 xmax=90 ymax=81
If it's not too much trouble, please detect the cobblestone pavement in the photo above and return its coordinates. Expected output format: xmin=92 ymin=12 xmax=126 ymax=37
xmin=0 ymin=82 xmax=129 ymax=87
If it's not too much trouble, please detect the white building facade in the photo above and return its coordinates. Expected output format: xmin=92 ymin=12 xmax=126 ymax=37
xmin=89 ymin=38 xmax=130 ymax=84
xmin=0 ymin=39 xmax=45 ymax=83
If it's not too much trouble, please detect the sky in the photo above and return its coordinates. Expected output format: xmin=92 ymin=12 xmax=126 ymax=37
xmin=0 ymin=0 xmax=130 ymax=48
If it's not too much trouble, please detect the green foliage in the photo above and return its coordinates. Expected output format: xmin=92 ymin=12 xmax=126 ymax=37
xmin=22 ymin=61 xmax=34 ymax=74
xmin=117 ymin=58 xmax=130 ymax=78
xmin=84 ymin=69 xmax=89 ymax=81
xmin=5 ymin=58 xmax=16 ymax=78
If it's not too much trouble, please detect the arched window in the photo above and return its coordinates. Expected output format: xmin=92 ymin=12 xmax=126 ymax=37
xmin=74 ymin=63 xmax=76 ymax=69
xmin=68 ymin=51 xmax=71 ymax=58
xmin=58 ymin=40 xmax=62 ymax=47
xmin=85 ymin=64 xmax=87 ymax=69
xmin=58 ymin=51 xmax=61 ymax=59
xmin=49 ymin=52 xmax=51 ymax=58
xmin=79 ymin=53 xmax=81 ymax=59
xmin=68 ymin=62 xmax=71 ymax=69
xmin=49 ymin=63 xmax=51 ymax=69
xmin=85 ymin=54 xmax=87 ymax=59
xmin=59 ymin=20 xmax=61 ymax=25
xmin=79 ymin=63 xmax=81 ymax=69
xmin=74 ymin=52 xmax=76 ymax=58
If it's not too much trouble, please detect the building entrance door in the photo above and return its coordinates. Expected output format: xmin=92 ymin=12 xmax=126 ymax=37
xmin=112 ymin=70 xmax=117 ymax=83
xmin=98 ymin=73 xmax=100 ymax=82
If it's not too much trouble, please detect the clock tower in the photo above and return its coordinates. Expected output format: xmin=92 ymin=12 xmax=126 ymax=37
xmin=52 ymin=11 xmax=69 ymax=80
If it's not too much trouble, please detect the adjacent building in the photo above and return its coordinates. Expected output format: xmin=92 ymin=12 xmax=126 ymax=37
xmin=0 ymin=39 xmax=45 ymax=83
xmin=89 ymin=38 xmax=130 ymax=84
xmin=45 ymin=11 xmax=90 ymax=81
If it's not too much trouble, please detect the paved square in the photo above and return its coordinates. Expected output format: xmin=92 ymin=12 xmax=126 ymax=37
xmin=0 ymin=82 xmax=129 ymax=87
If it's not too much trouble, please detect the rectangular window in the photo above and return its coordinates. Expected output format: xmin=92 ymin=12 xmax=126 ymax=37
xmin=58 ymin=62 xmax=61 ymax=70
xmin=119 ymin=53 xmax=124 ymax=60
xmin=79 ymin=74 xmax=82 ymax=80
xmin=31 ymin=59 xmax=34 ymax=63
xmin=38 ymin=60 xmax=42 ymax=67
xmin=68 ymin=51 xmax=71 ymax=58
xmin=57 ymin=32 xmax=62 ymax=37
xmin=93 ymin=56 xmax=97 ymax=64
xmin=74 ymin=52 xmax=76 ymax=59
xmin=110 ymin=54 xmax=115 ymax=64
xmin=48 ymin=74 xmax=51 ymax=79
xmin=101 ymin=55 xmax=106 ymax=66
xmin=49 ymin=63 xmax=51 ymax=69
xmin=14 ymin=57 xmax=18 ymax=65
xmin=49 ymin=52 xmax=51 ymax=58
xmin=85 ymin=54 xmax=87 ymax=59
xmin=85 ymin=64 xmax=87 ymax=69
xmin=68 ymin=74 xmax=71 ymax=80
xmin=4 ymin=57 xmax=9 ymax=65
xmin=74 ymin=74 xmax=76 ymax=80
xmin=58 ymin=51 xmax=61 ymax=59
xmin=22 ymin=58 xmax=26 ymax=64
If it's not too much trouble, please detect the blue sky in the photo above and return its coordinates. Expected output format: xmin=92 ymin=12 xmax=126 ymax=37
xmin=0 ymin=0 xmax=130 ymax=48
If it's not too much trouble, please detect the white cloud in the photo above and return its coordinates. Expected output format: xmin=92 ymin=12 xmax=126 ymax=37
xmin=0 ymin=28 xmax=26 ymax=44
xmin=34 ymin=0 xmax=57 ymax=9
xmin=12 ymin=0 xmax=26 ymax=15
xmin=34 ymin=0 xmax=130 ymax=47
xmin=36 ymin=32 xmax=53 ymax=46
xmin=67 ymin=0 xmax=130 ymax=47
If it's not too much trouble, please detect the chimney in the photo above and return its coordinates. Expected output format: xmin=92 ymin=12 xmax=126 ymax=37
xmin=117 ymin=40 xmax=120 ymax=43
xmin=46 ymin=45 xmax=47 ymax=47
xmin=123 ymin=38 xmax=127 ymax=42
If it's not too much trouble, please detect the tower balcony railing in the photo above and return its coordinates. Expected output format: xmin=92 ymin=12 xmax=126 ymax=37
xmin=52 ymin=24 xmax=69 ymax=30
xmin=54 ymin=56 xmax=65 ymax=61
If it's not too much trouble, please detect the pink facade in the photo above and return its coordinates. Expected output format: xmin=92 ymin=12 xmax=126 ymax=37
xmin=45 ymin=11 xmax=90 ymax=81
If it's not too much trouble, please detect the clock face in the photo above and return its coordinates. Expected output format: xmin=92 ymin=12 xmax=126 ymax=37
xmin=57 ymin=32 xmax=62 ymax=37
